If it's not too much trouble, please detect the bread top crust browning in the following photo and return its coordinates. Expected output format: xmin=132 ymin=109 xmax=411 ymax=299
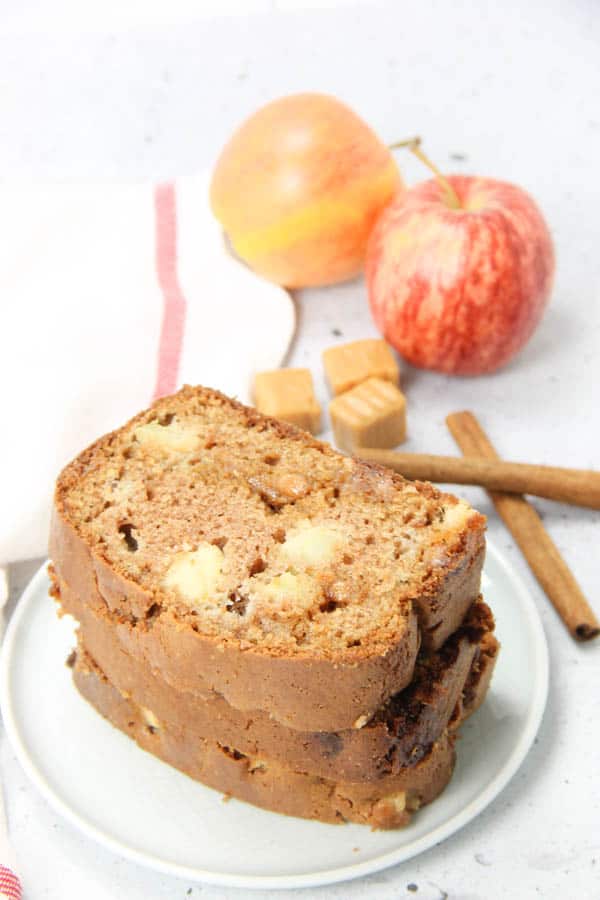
xmin=52 ymin=385 xmax=485 ymax=663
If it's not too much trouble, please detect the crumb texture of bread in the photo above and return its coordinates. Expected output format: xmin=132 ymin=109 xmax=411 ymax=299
xmin=72 ymin=647 xmax=458 ymax=829
xmin=50 ymin=385 xmax=486 ymax=730
xmin=52 ymin=385 xmax=484 ymax=656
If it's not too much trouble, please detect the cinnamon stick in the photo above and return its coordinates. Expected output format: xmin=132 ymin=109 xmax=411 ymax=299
xmin=356 ymin=449 xmax=600 ymax=510
xmin=446 ymin=411 xmax=599 ymax=642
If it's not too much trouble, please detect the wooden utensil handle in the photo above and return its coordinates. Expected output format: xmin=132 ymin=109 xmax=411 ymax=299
xmin=357 ymin=449 xmax=600 ymax=510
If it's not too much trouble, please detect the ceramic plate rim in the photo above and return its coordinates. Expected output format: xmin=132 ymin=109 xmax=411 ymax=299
xmin=0 ymin=540 xmax=549 ymax=890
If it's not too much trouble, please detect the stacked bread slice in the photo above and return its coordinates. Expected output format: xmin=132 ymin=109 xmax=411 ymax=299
xmin=49 ymin=386 xmax=498 ymax=829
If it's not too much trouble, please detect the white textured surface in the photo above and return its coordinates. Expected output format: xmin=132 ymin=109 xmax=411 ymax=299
xmin=1 ymin=1 xmax=599 ymax=898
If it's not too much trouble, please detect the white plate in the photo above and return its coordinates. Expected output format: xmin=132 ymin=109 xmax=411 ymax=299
xmin=0 ymin=542 xmax=548 ymax=890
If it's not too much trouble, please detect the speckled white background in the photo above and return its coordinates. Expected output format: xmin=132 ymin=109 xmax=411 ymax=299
xmin=2 ymin=1 xmax=600 ymax=897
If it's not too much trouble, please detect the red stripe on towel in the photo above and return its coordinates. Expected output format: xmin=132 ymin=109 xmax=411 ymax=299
xmin=153 ymin=183 xmax=187 ymax=400
xmin=0 ymin=865 xmax=22 ymax=899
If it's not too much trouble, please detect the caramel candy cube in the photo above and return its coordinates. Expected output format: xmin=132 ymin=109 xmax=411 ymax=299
xmin=329 ymin=377 xmax=406 ymax=452
xmin=323 ymin=339 xmax=400 ymax=396
xmin=253 ymin=369 xmax=321 ymax=435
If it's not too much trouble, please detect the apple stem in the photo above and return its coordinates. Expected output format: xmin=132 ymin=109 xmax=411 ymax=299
xmin=389 ymin=137 xmax=462 ymax=209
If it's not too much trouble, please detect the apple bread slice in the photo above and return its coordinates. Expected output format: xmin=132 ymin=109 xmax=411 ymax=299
xmin=51 ymin=385 xmax=485 ymax=731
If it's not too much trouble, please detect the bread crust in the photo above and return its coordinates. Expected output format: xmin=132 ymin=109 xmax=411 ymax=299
xmin=72 ymin=647 xmax=458 ymax=829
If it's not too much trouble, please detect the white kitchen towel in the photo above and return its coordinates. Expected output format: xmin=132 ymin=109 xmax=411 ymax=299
xmin=0 ymin=173 xmax=296 ymax=564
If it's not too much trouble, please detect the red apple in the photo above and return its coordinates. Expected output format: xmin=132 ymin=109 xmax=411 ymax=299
xmin=366 ymin=175 xmax=555 ymax=375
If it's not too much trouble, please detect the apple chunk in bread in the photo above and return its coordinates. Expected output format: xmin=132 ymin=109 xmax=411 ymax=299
xmin=280 ymin=522 xmax=343 ymax=569
xmin=135 ymin=420 xmax=201 ymax=454
xmin=163 ymin=543 xmax=225 ymax=606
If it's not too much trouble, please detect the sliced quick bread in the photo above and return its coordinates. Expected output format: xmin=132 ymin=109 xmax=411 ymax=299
xmin=51 ymin=385 xmax=485 ymax=731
